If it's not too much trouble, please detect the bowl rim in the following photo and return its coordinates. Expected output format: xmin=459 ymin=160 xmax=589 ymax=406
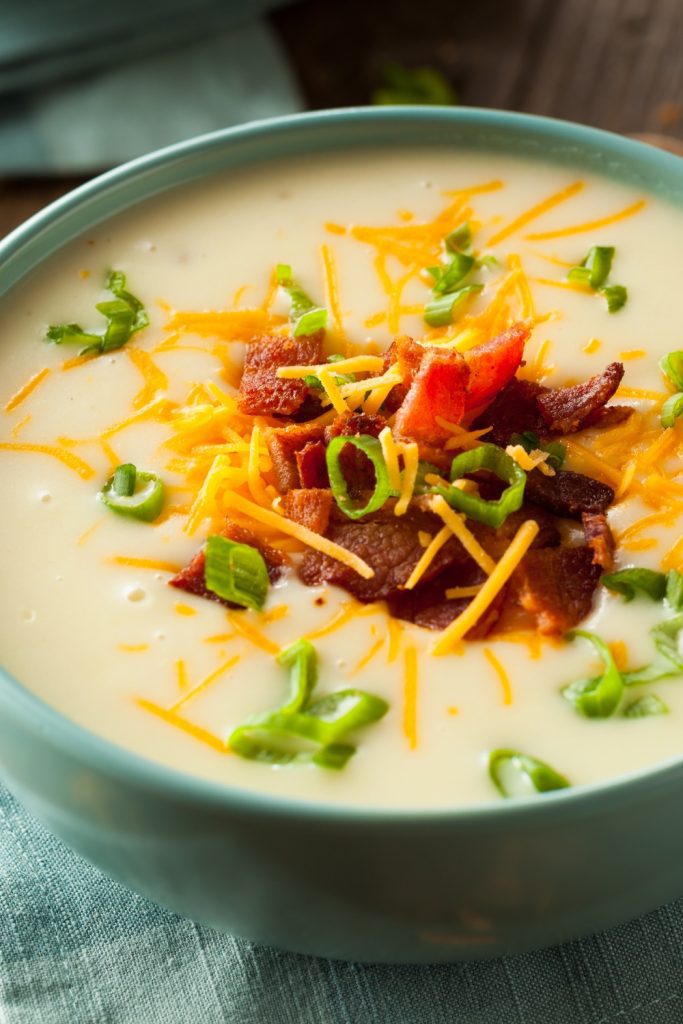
xmin=2 ymin=103 xmax=683 ymax=825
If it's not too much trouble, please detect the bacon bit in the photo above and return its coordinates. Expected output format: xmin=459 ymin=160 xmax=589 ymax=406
xmin=280 ymin=488 xmax=333 ymax=535
xmin=463 ymin=323 xmax=528 ymax=408
xmin=512 ymin=546 xmax=602 ymax=635
xmin=239 ymin=333 xmax=323 ymax=417
xmin=536 ymin=362 xmax=624 ymax=433
xmin=487 ymin=181 xmax=584 ymax=247
xmin=582 ymin=511 xmax=615 ymax=570
xmin=394 ymin=349 xmax=470 ymax=444
xmin=4 ymin=367 xmax=51 ymax=413
xmin=483 ymin=647 xmax=513 ymax=706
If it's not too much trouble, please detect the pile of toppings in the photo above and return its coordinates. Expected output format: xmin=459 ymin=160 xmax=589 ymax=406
xmin=172 ymin=319 xmax=626 ymax=650
xmin=8 ymin=177 xmax=683 ymax=791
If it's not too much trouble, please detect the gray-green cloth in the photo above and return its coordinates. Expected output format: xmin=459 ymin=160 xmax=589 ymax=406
xmin=0 ymin=1 xmax=301 ymax=173
xmin=1 ymin=783 xmax=682 ymax=1023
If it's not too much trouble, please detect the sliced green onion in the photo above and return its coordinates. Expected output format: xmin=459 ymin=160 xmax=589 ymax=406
xmin=562 ymin=630 xmax=624 ymax=718
xmin=372 ymin=63 xmax=457 ymax=106
xmin=424 ymin=284 xmax=482 ymax=327
xmin=99 ymin=464 xmax=164 ymax=522
xmin=429 ymin=253 xmax=475 ymax=295
xmin=660 ymin=351 xmax=683 ymax=391
xmin=445 ymin=222 xmax=472 ymax=253
xmin=666 ymin=570 xmax=683 ymax=612
xmin=509 ymin=431 xmax=565 ymax=470
xmin=228 ymin=639 xmax=388 ymax=770
xmin=623 ymin=694 xmax=669 ymax=718
xmin=204 ymin=535 xmax=269 ymax=611
xmin=601 ymin=567 xmax=667 ymax=603
xmin=601 ymin=284 xmax=627 ymax=314
xmin=47 ymin=270 xmax=148 ymax=357
xmin=326 ymin=434 xmax=394 ymax=519
xmin=569 ymin=246 xmax=614 ymax=289
xmin=661 ymin=392 xmax=683 ymax=428
xmin=430 ymin=443 xmax=526 ymax=528
xmin=112 ymin=463 xmax=136 ymax=497
xmin=489 ymin=749 xmax=570 ymax=798
xmin=276 ymin=639 xmax=318 ymax=714
xmin=276 ymin=264 xmax=328 ymax=336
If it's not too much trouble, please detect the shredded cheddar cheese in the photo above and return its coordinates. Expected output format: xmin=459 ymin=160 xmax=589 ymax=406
xmin=394 ymin=441 xmax=419 ymax=516
xmin=483 ymin=647 xmax=513 ymax=705
xmin=404 ymin=526 xmax=451 ymax=590
xmin=0 ymin=442 xmax=95 ymax=479
xmin=276 ymin=355 xmax=384 ymax=379
xmin=402 ymin=644 xmax=418 ymax=750
xmin=487 ymin=181 xmax=584 ymax=247
xmin=430 ymin=495 xmax=496 ymax=575
xmin=136 ymin=698 xmax=227 ymax=753
xmin=3 ymin=367 xmax=51 ymax=413
xmin=524 ymin=198 xmax=646 ymax=241
xmin=432 ymin=520 xmax=540 ymax=654
xmin=223 ymin=491 xmax=375 ymax=579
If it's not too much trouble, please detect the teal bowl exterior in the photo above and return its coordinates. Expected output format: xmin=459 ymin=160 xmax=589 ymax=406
xmin=2 ymin=108 xmax=683 ymax=963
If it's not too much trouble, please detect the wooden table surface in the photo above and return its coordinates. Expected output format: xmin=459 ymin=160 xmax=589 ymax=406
xmin=2 ymin=0 xmax=682 ymax=238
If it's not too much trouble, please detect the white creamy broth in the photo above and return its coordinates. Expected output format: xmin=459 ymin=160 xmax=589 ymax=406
xmin=0 ymin=147 xmax=682 ymax=808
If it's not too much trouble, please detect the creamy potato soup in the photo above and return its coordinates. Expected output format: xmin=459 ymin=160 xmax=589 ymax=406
xmin=1 ymin=148 xmax=682 ymax=808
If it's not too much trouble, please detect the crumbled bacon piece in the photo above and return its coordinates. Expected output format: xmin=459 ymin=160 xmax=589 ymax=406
xmin=382 ymin=335 xmax=425 ymax=412
xmin=296 ymin=440 xmax=329 ymax=489
xmin=324 ymin=411 xmax=386 ymax=441
xmin=580 ymin=404 xmax=633 ymax=430
xmin=536 ymin=362 xmax=624 ymax=434
xmin=464 ymin=323 xmax=529 ymax=410
xmin=582 ymin=511 xmax=615 ymax=570
xmin=511 ymin=546 xmax=602 ymax=635
xmin=524 ymin=468 xmax=614 ymax=519
xmin=169 ymin=523 xmax=288 ymax=607
xmin=280 ymin=488 xmax=333 ymax=535
xmin=239 ymin=332 xmax=323 ymax=417
xmin=472 ymin=378 xmax=548 ymax=446
xmin=386 ymin=563 xmax=501 ymax=635
xmin=394 ymin=349 xmax=470 ymax=444
xmin=266 ymin=422 xmax=325 ymax=492
xmin=298 ymin=506 xmax=474 ymax=602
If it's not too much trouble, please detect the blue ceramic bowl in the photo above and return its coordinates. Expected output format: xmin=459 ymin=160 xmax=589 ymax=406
xmin=2 ymin=108 xmax=683 ymax=964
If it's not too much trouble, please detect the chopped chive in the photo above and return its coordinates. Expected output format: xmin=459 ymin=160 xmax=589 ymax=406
xmin=623 ymin=694 xmax=669 ymax=718
xmin=99 ymin=464 xmax=164 ymax=522
xmin=204 ymin=535 xmax=269 ymax=611
xmin=228 ymin=640 xmax=388 ymax=770
xmin=562 ymin=630 xmax=624 ymax=718
xmin=621 ymin=614 xmax=683 ymax=687
xmin=661 ymin=392 xmax=683 ymax=428
xmin=429 ymin=443 xmax=526 ymax=528
xmin=489 ymin=749 xmax=570 ymax=798
xmin=429 ymin=253 xmax=475 ymax=295
xmin=660 ymin=351 xmax=683 ymax=391
xmin=601 ymin=284 xmax=627 ymax=313
xmin=423 ymin=283 xmax=482 ymax=327
xmin=112 ymin=463 xmax=136 ymax=497
xmin=46 ymin=270 xmax=148 ymax=357
xmin=666 ymin=570 xmax=683 ymax=612
xmin=445 ymin=222 xmax=472 ymax=253
xmin=602 ymin=567 xmax=667 ymax=603
xmin=326 ymin=434 xmax=395 ymax=519
xmin=276 ymin=264 xmax=328 ymax=336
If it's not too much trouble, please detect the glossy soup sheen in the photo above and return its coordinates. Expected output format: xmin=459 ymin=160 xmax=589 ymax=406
xmin=0 ymin=148 xmax=681 ymax=808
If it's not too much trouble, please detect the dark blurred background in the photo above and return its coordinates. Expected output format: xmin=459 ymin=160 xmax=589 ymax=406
xmin=2 ymin=0 xmax=682 ymax=236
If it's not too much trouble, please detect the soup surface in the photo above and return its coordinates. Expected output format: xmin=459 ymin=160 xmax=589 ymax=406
xmin=0 ymin=147 xmax=682 ymax=807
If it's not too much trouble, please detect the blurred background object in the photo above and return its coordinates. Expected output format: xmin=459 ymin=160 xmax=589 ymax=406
xmin=1 ymin=0 xmax=682 ymax=228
